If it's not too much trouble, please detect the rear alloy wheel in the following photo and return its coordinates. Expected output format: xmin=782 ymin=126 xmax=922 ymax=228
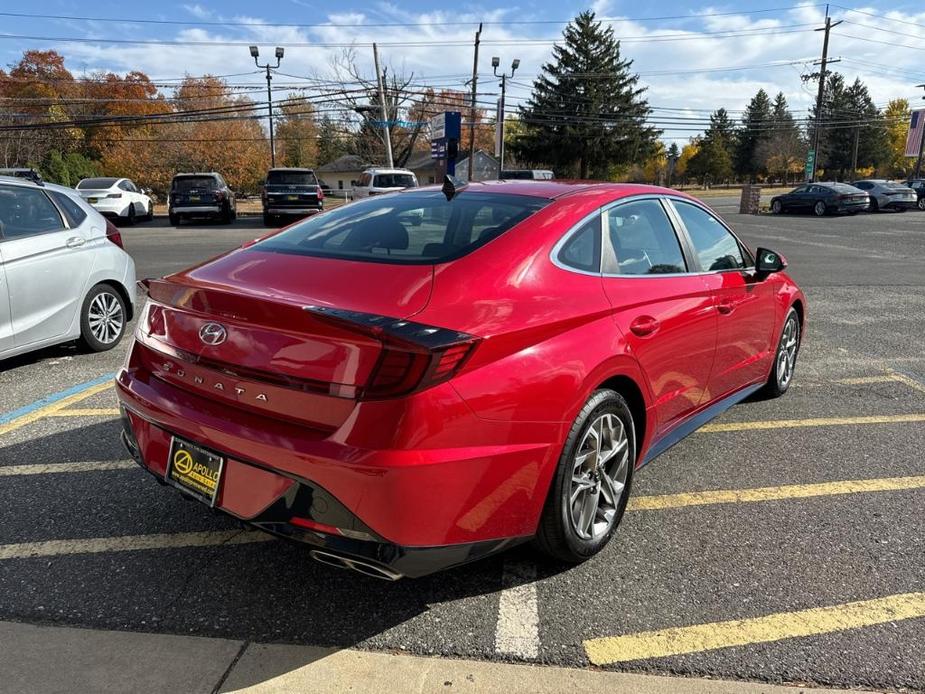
xmin=813 ymin=200 xmax=826 ymax=217
xmin=918 ymin=198 xmax=925 ymax=211
xmin=869 ymin=197 xmax=879 ymax=213
xmin=534 ymin=389 xmax=635 ymax=563
xmin=763 ymin=307 xmax=800 ymax=398
xmin=79 ymin=284 xmax=126 ymax=352
xmin=771 ymin=199 xmax=783 ymax=214
xmin=124 ymin=204 xmax=137 ymax=226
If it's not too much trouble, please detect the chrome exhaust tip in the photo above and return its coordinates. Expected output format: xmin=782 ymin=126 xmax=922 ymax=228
xmin=309 ymin=549 xmax=403 ymax=581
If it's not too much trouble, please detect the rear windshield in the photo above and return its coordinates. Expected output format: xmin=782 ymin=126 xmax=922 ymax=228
xmin=829 ymin=183 xmax=861 ymax=193
xmin=500 ymin=170 xmax=533 ymax=180
xmin=255 ymin=191 xmax=548 ymax=264
xmin=267 ymin=170 xmax=318 ymax=186
xmin=886 ymin=182 xmax=910 ymax=190
xmin=373 ymin=173 xmax=416 ymax=188
xmin=172 ymin=176 xmax=218 ymax=192
xmin=77 ymin=178 xmax=118 ymax=189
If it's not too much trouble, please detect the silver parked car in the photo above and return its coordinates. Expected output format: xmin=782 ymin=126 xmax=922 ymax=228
xmin=850 ymin=179 xmax=918 ymax=213
xmin=0 ymin=176 xmax=136 ymax=360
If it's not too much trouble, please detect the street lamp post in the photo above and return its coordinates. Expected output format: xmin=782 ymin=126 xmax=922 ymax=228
xmin=250 ymin=45 xmax=284 ymax=168
xmin=492 ymin=56 xmax=519 ymax=178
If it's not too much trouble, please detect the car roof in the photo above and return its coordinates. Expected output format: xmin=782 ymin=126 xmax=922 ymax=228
xmin=364 ymin=168 xmax=415 ymax=174
xmin=0 ymin=174 xmax=41 ymax=187
xmin=173 ymin=172 xmax=220 ymax=177
xmin=411 ymin=179 xmax=699 ymax=201
xmin=268 ymin=167 xmax=314 ymax=172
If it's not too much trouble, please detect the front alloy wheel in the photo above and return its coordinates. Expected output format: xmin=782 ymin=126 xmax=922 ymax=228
xmin=813 ymin=200 xmax=826 ymax=217
xmin=763 ymin=307 xmax=800 ymax=397
xmin=535 ymin=389 xmax=635 ymax=563
xmin=771 ymin=199 xmax=783 ymax=214
xmin=918 ymin=198 xmax=925 ymax=211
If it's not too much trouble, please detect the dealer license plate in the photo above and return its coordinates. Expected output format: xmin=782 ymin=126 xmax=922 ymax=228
xmin=166 ymin=436 xmax=224 ymax=506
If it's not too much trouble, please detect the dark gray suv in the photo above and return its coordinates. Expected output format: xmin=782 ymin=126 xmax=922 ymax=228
xmin=168 ymin=172 xmax=236 ymax=226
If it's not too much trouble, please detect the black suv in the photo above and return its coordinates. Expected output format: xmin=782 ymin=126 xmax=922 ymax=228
xmin=262 ymin=168 xmax=323 ymax=226
xmin=905 ymin=179 xmax=925 ymax=211
xmin=168 ymin=172 xmax=236 ymax=226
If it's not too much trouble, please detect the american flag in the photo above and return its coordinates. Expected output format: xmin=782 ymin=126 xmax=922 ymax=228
xmin=905 ymin=109 xmax=925 ymax=157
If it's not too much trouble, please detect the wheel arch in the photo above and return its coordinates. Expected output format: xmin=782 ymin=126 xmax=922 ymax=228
xmin=594 ymin=373 xmax=647 ymax=464
xmin=91 ymin=279 xmax=134 ymax=322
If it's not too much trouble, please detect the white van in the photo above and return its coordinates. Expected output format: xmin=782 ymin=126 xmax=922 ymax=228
xmin=352 ymin=168 xmax=418 ymax=199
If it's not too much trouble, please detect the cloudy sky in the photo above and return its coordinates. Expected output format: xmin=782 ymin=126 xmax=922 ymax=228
xmin=2 ymin=0 xmax=924 ymax=142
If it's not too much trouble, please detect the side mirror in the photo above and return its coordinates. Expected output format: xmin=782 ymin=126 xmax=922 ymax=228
xmin=755 ymin=247 xmax=787 ymax=274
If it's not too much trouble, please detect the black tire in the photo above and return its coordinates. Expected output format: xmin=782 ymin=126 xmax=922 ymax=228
xmin=78 ymin=284 xmax=127 ymax=353
xmin=813 ymin=200 xmax=827 ymax=217
xmin=534 ymin=389 xmax=636 ymax=564
xmin=263 ymin=212 xmax=274 ymax=227
xmin=771 ymin=199 xmax=783 ymax=214
xmin=219 ymin=204 xmax=233 ymax=225
xmin=123 ymin=204 xmax=137 ymax=226
xmin=169 ymin=212 xmax=180 ymax=226
xmin=143 ymin=202 xmax=154 ymax=222
xmin=762 ymin=307 xmax=801 ymax=398
xmin=869 ymin=197 xmax=879 ymax=213
xmin=918 ymin=198 xmax=925 ymax=211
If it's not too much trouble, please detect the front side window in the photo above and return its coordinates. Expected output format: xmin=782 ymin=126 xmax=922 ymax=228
xmin=790 ymin=185 xmax=808 ymax=194
xmin=0 ymin=185 xmax=65 ymax=239
xmin=605 ymin=199 xmax=686 ymax=275
xmin=673 ymin=201 xmax=746 ymax=272
xmin=557 ymin=214 xmax=601 ymax=273
xmin=256 ymin=191 xmax=548 ymax=264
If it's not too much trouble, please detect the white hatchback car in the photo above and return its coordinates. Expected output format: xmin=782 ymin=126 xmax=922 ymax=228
xmin=0 ymin=177 xmax=136 ymax=360
xmin=352 ymin=168 xmax=418 ymax=199
xmin=76 ymin=177 xmax=153 ymax=225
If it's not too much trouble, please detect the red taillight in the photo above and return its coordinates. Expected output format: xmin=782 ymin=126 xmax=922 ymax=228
xmin=215 ymin=191 xmax=226 ymax=201
xmin=145 ymin=303 xmax=166 ymax=336
xmin=104 ymin=219 xmax=124 ymax=249
xmin=316 ymin=185 xmax=324 ymax=200
xmin=304 ymin=306 xmax=479 ymax=400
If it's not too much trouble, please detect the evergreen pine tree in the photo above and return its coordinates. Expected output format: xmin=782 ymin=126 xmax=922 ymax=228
xmin=687 ymin=108 xmax=736 ymax=184
xmin=735 ymin=89 xmax=772 ymax=181
xmin=513 ymin=11 xmax=659 ymax=178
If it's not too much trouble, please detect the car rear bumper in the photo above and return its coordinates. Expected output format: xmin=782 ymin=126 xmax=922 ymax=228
xmin=88 ymin=201 xmax=133 ymax=217
xmin=882 ymin=200 xmax=917 ymax=210
xmin=171 ymin=205 xmax=222 ymax=215
xmin=115 ymin=358 xmax=558 ymax=574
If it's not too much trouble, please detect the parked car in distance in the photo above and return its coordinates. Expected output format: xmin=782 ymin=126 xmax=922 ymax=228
xmin=851 ymin=179 xmax=917 ymax=212
xmin=770 ymin=182 xmax=869 ymax=216
xmin=0 ymin=168 xmax=43 ymax=184
xmin=500 ymin=169 xmax=554 ymax=180
xmin=0 ymin=177 xmax=135 ymax=361
xmin=168 ymin=172 xmax=236 ymax=226
xmin=351 ymin=168 xmax=418 ymax=199
xmin=76 ymin=177 xmax=153 ymax=225
xmin=903 ymin=178 xmax=925 ymax=210
xmin=117 ymin=181 xmax=804 ymax=579
xmin=262 ymin=168 xmax=324 ymax=226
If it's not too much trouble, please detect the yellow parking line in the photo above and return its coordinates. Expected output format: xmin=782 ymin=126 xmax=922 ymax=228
xmin=584 ymin=592 xmax=925 ymax=665
xmin=698 ymin=413 xmax=925 ymax=433
xmin=0 ymin=382 xmax=114 ymax=436
xmin=47 ymin=408 xmax=120 ymax=418
xmin=629 ymin=475 xmax=925 ymax=511
xmin=887 ymin=370 xmax=925 ymax=395
xmin=0 ymin=530 xmax=274 ymax=561
xmin=0 ymin=461 xmax=136 ymax=476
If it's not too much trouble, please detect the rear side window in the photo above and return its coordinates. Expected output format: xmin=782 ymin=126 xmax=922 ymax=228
xmin=172 ymin=176 xmax=217 ymax=192
xmin=267 ymin=170 xmax=318 ymax=186
xmin=557 ymin=214 xmax=601 ymax=273
xmin=673 ymin=201 xmax=746 ymax=271
xmin=0 ymin=185 xmax=65 ymax=239
xmin=605 ymin=199 xmax=686 ymax=275
xmin=256 ymin=191 xmax=548 ymax=264
xmin=49 ymin=191 xmax=88 ymax=227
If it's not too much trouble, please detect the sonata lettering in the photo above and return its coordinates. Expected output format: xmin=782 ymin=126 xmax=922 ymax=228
xmin=159 ymin=362 xmax=269 ymax=403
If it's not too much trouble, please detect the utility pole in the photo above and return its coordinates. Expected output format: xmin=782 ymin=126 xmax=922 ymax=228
xmin=467 ymin=23 xmax=482 ymax=181
xmin=810 ymin=5 xmax=842 ymax=182
xmin=250 ymin=45 xmax=285 ymax=167
xmin=851 ymin=123 xmax=860 ymax=181
xmin=915 ymin=84 xmax=925 ymax=179
xmin=372 ymin=43 xmax=394 ymax=168
xmin=493 ymin=56 xmax=519 ymax=178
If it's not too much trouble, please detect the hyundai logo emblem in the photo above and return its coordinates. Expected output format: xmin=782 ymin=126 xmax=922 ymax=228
xmin=199 ymin=322 xmax=227 ymax=346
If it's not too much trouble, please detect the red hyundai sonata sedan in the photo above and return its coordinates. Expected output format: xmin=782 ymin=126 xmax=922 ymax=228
xmin=117 ymin=181 xmax=805 ymax=579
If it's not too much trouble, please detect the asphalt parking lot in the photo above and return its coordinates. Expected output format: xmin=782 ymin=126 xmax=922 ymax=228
xmin=1 ymin=209 xmax=923 ymax=692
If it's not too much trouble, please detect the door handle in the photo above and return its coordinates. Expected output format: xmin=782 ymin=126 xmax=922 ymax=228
xmin=66 ymin=236 xmax=86 ymax=248
xmin=717 ymin=300 xmax=735 ymax=315
xmin=630 ymin=316 xmax=660 ymax=337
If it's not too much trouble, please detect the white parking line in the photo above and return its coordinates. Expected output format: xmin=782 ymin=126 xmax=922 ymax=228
xmin=494 ymin=560 xmax=540 ymax=659
xmin=0 ymin=461 xmax=135 ymax=476
xmin=0 ymin=530 xmax=274 ymax=560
